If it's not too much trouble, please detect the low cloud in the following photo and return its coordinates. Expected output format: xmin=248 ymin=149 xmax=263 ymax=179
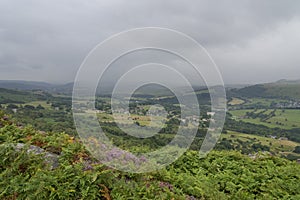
xmin=0 ymin=0 xmax=299 ymax=84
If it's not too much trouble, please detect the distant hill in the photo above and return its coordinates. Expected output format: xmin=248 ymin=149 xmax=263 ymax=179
xmin=0 ymin=81 xmax=177 ymax=96
xmin=0 ymin=80 xmax=53 ymax=91
xmin=230 ymin=79 xmax=300 ymax=100
xmin=0 ymin=80 xmax=212 ymax=97
xmin=51 ymin=82 xmax=73 ymax=94
xmin=0 ymin=80 xmax=73 ymax=94
xmin=0 ymin=88 xmax=51 ymax=104
xmin=2 ymin=79 xmax=300 ymax=100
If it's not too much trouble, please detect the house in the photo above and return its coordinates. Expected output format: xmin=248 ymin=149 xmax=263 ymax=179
xmin=278 ymin=137 xmax=288 ymax=141
xmin=268 ymin=135 xmax=277 ymax=139
xmin=207 ymin=112 xmax=215 ymax=117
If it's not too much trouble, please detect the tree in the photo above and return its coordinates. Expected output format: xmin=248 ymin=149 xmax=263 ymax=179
xmin=135 ymin=121 xmax=140 ymax=126
xmin=24 ymin=105 xmax=35 ymax=110
xmin=7 ymin=104 xmax=18 ymax=109
xmin=36 ymin=104 xmax=45 ymax=110
xmin=293 ymin=146 xmax=300 ymax=154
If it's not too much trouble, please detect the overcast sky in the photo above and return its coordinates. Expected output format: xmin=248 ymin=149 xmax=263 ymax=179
xmin=0 ymin=0 xmax=300 ymax=84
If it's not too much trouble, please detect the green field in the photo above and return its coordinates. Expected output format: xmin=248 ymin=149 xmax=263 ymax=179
xmin=0 ymin=88 xmax=40 ymax=104
xmin=228 ymin=97 xmax=245 ymax=105
xmin=231 ymin=81 xmax=300 ymax=100
xmin=248 ymin=98 xmax=274 ymax=106
xmin=23 ymin=100 xmax=52 ymax=109
xmin=222 ymin=131 xmax=300 ymax=155
xmin=230 ymin=109 xmax=300 ymax=129
xmin=229 ymin=97 xmax=293 ymax=108
xmin=3 ymin=100 xmax=52 ymax=109
xmin=98 ymin=112 xmax=167 ymax=127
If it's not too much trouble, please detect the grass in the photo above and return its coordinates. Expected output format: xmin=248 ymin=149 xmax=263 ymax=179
xmin=231 ymin=98 xmax=287 ymax=108
xmin=230 ymin=109 xmax=300 ymax=129
xmin=2 ymin=100 xmax=52 ymax=109
xmin=228 ymin=97 xmax=245 ymax=105
xmin=249 ymin=98 xmax=274 ymax=106
xmin=98 ymin=112 xmax=167 ymax=128
xmin=222 ymin=131 xmax=300 ymax=154
xmin=0 ymin=88 xmax=38 ymax=103
xmin=265 ymin=83 xmax=300 ymax=99
xmin=24 ymin=101 xmax=52 ymax=109
xmin=97 ymin=112 xmax=114 ymax=122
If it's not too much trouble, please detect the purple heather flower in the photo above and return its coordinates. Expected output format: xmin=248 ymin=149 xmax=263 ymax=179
xmin=159 ymin=182 xmax=173 ymax=191
xmin=139 ymin=156 xmax=147 ymax=162
xmin=82 ymin=161 xmax=94 ymax=171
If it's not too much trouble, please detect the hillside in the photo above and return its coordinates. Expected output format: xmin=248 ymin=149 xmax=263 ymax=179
xmin=0 ymin=80 xmax=54 ymax=91
xmin=229 ymin=79 xmax=300 ymax=100
xmin=1 ymin=112 xmax=300 ymax=199
xmin=0 ymin=80 xmax=73 ymax=94
xmin=0 ymin=88 xmax=51 ymax=104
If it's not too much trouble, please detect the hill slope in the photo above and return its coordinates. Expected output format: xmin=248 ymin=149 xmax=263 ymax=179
xmin=0 ymin=112 xmax=300 ymax=199
xmin=0 ymin=88 xmax=50 ymax=104
xmin=0 ymin=80 xmax=73 ymax=94
xmin=230 ymin=79 xmax=300 ymax=100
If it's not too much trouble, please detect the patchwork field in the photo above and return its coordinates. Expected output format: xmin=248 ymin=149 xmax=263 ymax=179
xmin=98 ymin=112 xmax=167 ymax=127
xmin=230 ymin=109 xmax=300 ymax=129
xmin=222 ymin=131 xmax=300 ymax=154
xmin=23 ymin=100 xmax=52 ymax=109
xmin=3 ymin=100 xmax=52 ymax=110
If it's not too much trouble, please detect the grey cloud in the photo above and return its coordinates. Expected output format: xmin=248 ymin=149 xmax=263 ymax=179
xmin=0 ymin=0 xmax=299 ymax=84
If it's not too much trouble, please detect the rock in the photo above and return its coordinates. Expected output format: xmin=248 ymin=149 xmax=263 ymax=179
xmin=14 ymin=143 xmax=60 ymax=169
xmin=3 ymin=116 xmax=9 ymax=121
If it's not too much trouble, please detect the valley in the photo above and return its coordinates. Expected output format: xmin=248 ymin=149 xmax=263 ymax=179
xmin=0 ymin=80 xmax=300 ymax=199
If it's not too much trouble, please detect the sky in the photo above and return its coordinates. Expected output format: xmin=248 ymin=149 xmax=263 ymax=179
xmin=0 ymin=0 xmax=300 ymax=85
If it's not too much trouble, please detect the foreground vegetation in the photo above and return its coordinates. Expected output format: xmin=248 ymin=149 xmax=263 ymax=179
xmin=1 ymin=112 xmax=300 ymax=199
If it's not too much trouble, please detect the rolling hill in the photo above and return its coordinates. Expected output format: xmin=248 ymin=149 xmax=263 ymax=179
xmin=0 ymin=80 xmax=73 ymax=94
xmin=229 ymin=79 xmax=300 ymax=100
xmin=0 ymin=88 xmax=51 ymax=104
